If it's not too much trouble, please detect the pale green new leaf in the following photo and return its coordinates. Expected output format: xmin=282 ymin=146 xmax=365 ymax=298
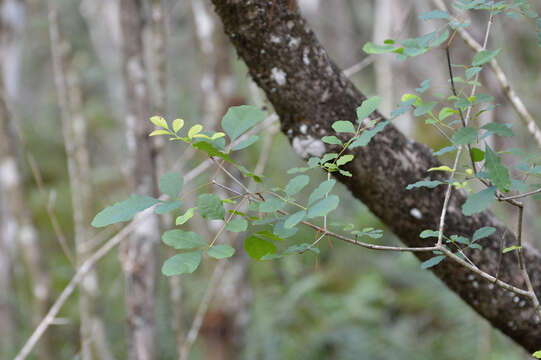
xmin=92 ymin=194 xmax=159 ymax=227
xmin=149 ymin=129 xmax=171 ymax=136
xmin=188 ymin=124 xmax=203 ymax=139
xmin=362 ymin=42 xmax=396 ymax=54
xmin=161 ymin=252 xmax=202 ymax=276
xmin=176 ymin=207 xmax=196 ymax=225
xmin=336 ymin=155 xmax=354 ymax=166
xmin=172 ymin=118 xmax=184 ymax=133
xmin=503 ymin=245 xmax=522 ymax=254
xmin=150 ymin=116 xmax=168 ymax=129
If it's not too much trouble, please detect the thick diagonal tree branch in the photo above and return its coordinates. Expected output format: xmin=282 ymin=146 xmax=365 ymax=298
xmin=210 ymin=0 xmax=541 ymax=352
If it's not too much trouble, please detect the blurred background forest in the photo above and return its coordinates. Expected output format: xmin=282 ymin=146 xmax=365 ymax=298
xmin=1 ymin=0 xmax=540 ymax=359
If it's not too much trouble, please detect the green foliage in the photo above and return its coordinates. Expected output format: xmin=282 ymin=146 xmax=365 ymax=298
xmin=196 ymin=193 xmax=225 ymax=220
xmin=92 ymin=194 xmax=159 ymax=227
xmin=421 ymin=255 xmax=446 ymax=269
xmin=161 ymin=252 xmax=202 ymax=276
xmin=244 ymin=235 xmax=277 ymax=260
xmin=462 ymin=187 xmax=496 ymax=216
xmin=485 ymin=144 xmax=511 ymax=192
xmin=207 ymin=244 xmax=235 ymax=259
xmin=159 ymin=172 xmax=184 ymax=198
xmin=221 ymin=105 xmax=264 ymax=141
xmin=162 ymin=230 xmax=207 ymax=249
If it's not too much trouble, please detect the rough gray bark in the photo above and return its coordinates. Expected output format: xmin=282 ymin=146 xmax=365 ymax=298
xmin=120 ymin=0 xmax=160 ymax=358
xmin=210 ymin=0 xmax=541 ymax=352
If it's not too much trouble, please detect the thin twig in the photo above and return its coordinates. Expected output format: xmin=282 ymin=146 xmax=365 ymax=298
xmin=498 ymin=187 xmax=541 ymax=201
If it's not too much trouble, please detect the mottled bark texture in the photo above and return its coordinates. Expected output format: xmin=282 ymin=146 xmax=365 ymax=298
xmin=210 ymin=0 xmax=541 ymax=352
xmin=120 ymin=0 xmax=160 ymax=358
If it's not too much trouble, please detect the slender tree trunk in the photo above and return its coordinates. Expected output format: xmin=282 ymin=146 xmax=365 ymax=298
xmin=47 ymin=1 xmax=114 ymax=359
xmin=120 ymin=0 xmax=160 ymax=358
xmin=211 ymin=0 xmax=541 ymax=352
xmin=1 ymin=1 xmax=54 ymax=359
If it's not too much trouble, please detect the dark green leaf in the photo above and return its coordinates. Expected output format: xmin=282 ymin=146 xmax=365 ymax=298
xmin=161 ymin=252 xmax=202 ymax=276
xmin=349 ymin=121 xmax=389 ymax=149
xmin=244 ymin=236 xmax=277 ymax=260
xmin=482 ymin=122 xmax=514 ymax=137
xmin=470 ymin=147 xmax=485 ymax=162
xmin=420 ymin=230 xmax=439 ymax=238
xmin=92 ymin=194 xmax=159 ymax=227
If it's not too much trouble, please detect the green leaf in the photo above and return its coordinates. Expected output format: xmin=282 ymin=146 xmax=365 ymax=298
xmin=362 ymin=42 xmax=396 ymax=54
xmin=284 ymin=210 xmax=306 ymax=229
xmin=503 ymin=245 xmax=522 ymax=254
xmin=196 ymin=194 xmax=225 ymax=220
xmin=420 ymin=230 xmax=439 ymax=238
xmin=321 ymin=153 xmax=338 ymax=164
xmin=438 ymin=107 xmax=458 ymax=121
xmin=452 ymin=127 xmax=478 ymax=145
xmin=406 ymin=180 xmax=444 ymax=190
xmin=336 ymin=155 xmax=354 ymax=166
xmin=428 ymin=166 xmax=453 ymax=172
xmin=462 ymin=186 xmax=496 ymax=216
xmin=207 ymin=244 xmax=235 ymax=259
xmin=91 ymin=194 xmax=159 ymax=227
xmin=176 ymin=207 xmax=196 ymax=225
xmin=356 ymin=96 xmax=381 ymax=120
xmin=221 ymin=105 xmax=264 ymax=142
xmin=307 ymin=195 xmax=339 ymax=219
xmin=273 ymin=220 xmax=298 ymax=238
xmin=414 ymin=101 xmax=437 ymax=116
xmin=162 ymin=252 xmax=202 ymax=276
xmin=419 ymin=9 xmax=450 ymax=20
xmin=482 ymin=122 xmax=514 ymax=137
xmin=434 ymin=145 xmax=457 ymax=156
xmin=421 ymin=255 xmax=446 ymax=269
xmin=332 ymin=120 xmax=356 ymax=133
xmin=154 ymin=200 xmax=184 ymax=214
xmin=231 ymin=135 xmax=259 ymax=151
xmin=159 ymin=172 xmax=184 ymax=198
xmin=226 ymin=218 xmax=248 ymax=232
xmin=465 ymin=66 xmax=482 ymax=80
xmin=150 ymin=116 xmax=168 ymax=129
xmin=321 ymin=136 xmax=343 ymax=145
xmin=339 ymin=170 xmax=352 ymax=177
xmin=244 ymin=236 xmax=277 ymax=260
xmin=485 ymin=144 xmax=510 ymax=191
xmin=259 ymin=198 xmax=286 ymax=213
xmin=285 ymin=175 xmax=310 ymax=196
xmin=470 ymin=147 xmax=485 ymax=162
xmin=532 ymin=350 xmax=541 ymax=358
xmin=349 ymin=121 xmax=389 ymax=149
xmin=172 ymin=118 xmax=184 ymax=133
xmin=308 ymin=179 xmax=336 ymax=205
xmin=188 ymin=124 xmax=203 ymax=139
xmin=149 ymin=129 xmax=171 ymax=136
xmin=284 ymin=243 xmax=320 ymax=255
xmin=254 ymin=230 xmax=285 ymax=242
xmin=450 ymin=235 xmax=469 ymax=245
xmin=415 ymin=79 xmax=431 ymax=93
xmin=472 ymin=48 xmax=501 ymax=66
xmin=472 ymin=226 xmax=496 ymax=242
xmin=162 ymin=229 xmax=207 ymax=249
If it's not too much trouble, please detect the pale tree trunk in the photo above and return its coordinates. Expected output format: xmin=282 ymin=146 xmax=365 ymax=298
xmin=47 ymin=1 xmax=115 ymax=359
xmin=212 ymin=0 xmax=541 ymax=352
xmin=0 ymin=1 xmax=54 ymax=359
xmin=79 ymin=0 xmax=124 ymax=121
xmin=120 ymin=0 xmax=160 ymax=358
